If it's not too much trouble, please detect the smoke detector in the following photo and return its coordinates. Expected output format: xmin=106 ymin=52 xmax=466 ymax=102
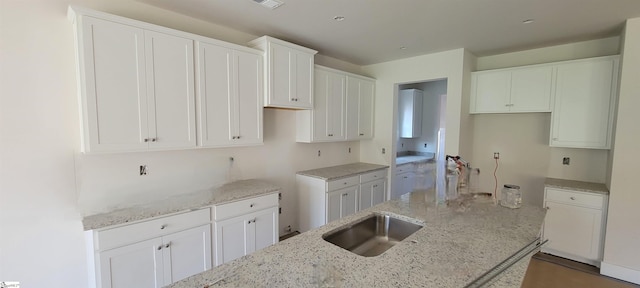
xmin=252 ymin=0 xmax=284 ymax=9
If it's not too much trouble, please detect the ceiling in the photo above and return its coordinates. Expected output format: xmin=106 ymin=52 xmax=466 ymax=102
xmin=136 ymin=0 xmax=640 ymax=65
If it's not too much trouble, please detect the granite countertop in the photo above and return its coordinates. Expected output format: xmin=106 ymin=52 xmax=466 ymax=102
xmin=170 ymin=190 xmax=546 ymax=288
xmin=545 ymin=177 xmax=609 ymax=195
xmin=396 ymin=152 xmax=436 ymax=166
xmin=82 ymin=179 xmax=280 ymax=230
xmin=396 ymin=156 xmax=437 ymax=166
xmin=297 ymin=162 xmax=389 ymax=180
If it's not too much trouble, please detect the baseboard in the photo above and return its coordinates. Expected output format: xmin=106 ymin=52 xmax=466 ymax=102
xmin=601 ymin=261 xmax=640 ymax=285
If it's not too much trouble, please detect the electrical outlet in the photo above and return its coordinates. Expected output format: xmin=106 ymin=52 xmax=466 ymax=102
xmin=382 ymin=148 xmax=386 ymax=154
xmin=563 ymin=157 xmax=570 ymax=165
xmin=424 ymin=143 xmax=427 ymax=148
xmin=139 ymin=165 xmax=147 ymax=175
xmin=318 ymin=150 xmax=321 ymax=157
xmin=493 ymin=152 xmax=500 ymax=159
xmin=279 ymin=207 xmax=282 ymax=214
xmin=348 ymin=147 xmax=351 ymax=153
xmin=278 ymin=192 xmax=282 ymax=200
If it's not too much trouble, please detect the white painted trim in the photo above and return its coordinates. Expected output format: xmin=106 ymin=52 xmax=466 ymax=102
xmin=601 ymin=261 xmax=640 ymax=285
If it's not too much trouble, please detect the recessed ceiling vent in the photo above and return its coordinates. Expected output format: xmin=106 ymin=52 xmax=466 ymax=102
xmin=252 ymin=0 xmax=284 ymax=9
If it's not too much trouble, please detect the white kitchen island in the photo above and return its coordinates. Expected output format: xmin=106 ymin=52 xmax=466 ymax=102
xmin=169 ymin=190 xmax=546 ymax=287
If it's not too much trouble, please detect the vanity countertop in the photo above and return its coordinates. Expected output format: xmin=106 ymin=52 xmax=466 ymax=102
xmin=82 ymin=179 xmax=280 ymax=230
xmin=544 ymin=178 xmax=609 ymax=195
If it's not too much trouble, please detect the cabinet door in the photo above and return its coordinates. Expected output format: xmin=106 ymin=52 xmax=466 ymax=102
xmin=551 ymin=58 xmax=617 ymax=148
xmin=346 ymin=77 xmax=375 ymax=140
xmin=268 ymin=42 xmax=294 ymax=107
xmin=162 ymin=225 xmax=212 ymax=285
xmin=145 ymin=31 xmax=196 ymax=149
xmin=234 ymin=50 xmax=263 ymax=145
xmin=510 ymin=66 xmax=553 ymax=112
xmin=395 ymin=172 xmax=415 ymax=199
xmin=470 ymin=71 xmax=510 ymax=113
xmin=312 ymin=69 xmax=331 ymax=141
xmin=99 ymin=238 xmax=163 ymax=288
xmin=313 ymin=69 xmax=345 ymax=141
xmin=359 ymin=179 xmax=386 ymax=211
xmin=357 ymin=78 xmax=375 ymax=139
xmin=543 ymin=201 xmax=603 ymax=261
xmin=326 ymin=186 xmax=358 ymax=223
xmin=80 ymin=17 xmax=149 ymax=152
xmin=294 ymin=50 xmax=314 ymax=108
xmin=214 ymin=214 xmax=248 ymax=266
xmin=250 ymin=207 xmax=279 ymax=252
xmin=398 ymin=89 xmax=423 ymax=138
xmin=197 ymin=42 xmax=234 ymax=147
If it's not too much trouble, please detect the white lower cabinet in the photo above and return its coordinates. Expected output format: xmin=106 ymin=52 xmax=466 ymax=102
xmin=87 ymin=209 xmax=212 ymax=288
xmin=99 ymin=238 xmax=163 ymax=288
xmin=212 ymin=193 xmax=279 ymax=266
xmin=394 ymin=164 xmax=416 ymax=199
xmin=327 ymin=185 xmax=359 ymax=223
xmin=297 ymin=168 xmax=388 ymax=232
xmin=542 ymin=188 xmax=608 ymax=267
xmin=359 ymin=178 xmax=386 ymax=211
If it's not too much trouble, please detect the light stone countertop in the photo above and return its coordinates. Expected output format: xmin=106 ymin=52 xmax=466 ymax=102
xmin=169 ymin=190 xmax=546 ymax=288
xmin=296 ymin=162 xmax=389 ymax=180
xmin=396 ymin=155 xmax=436 ymax=166
xmin=545 ymin=177 xmax=609 ymax=195
xmin=82 ymin=179 xmax=280 ymax=230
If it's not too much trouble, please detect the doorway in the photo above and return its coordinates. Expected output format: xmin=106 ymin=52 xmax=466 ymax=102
xmin=392 ymin=79 xmax=447 ymax=199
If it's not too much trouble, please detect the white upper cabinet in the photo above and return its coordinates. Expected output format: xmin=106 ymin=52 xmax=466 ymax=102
xmin=248 ymin=36 xmax=317 ymax=109
xmin=196 ymin=42 xmax=263 ymax=147
xmin=296 ymin=66 xmax=345 ymax=142
xmin=296 ymin=66 xmax=375 ymax=143
xmin=398 ymin=89 xmax=423 ymax=138
xmin=470 ymin=66 xmax=553 ymax=113
xmin=75 ymin=16 xmax=149 ymax=153
xmin=346 ymin=75 xmax=375 ymax=140
xmin=144 ymin=31 xmax=196 ymax=150
xmin=72 ymin=8 xmax=196 ymax=153
xmin=550 ymin=56 xmax=618 ymax=149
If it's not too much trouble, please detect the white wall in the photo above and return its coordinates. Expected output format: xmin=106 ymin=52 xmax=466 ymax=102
xmin=0 ymin=0 xmax=360 ymax=286
xmin=470 ymin=37 xmax=619 ymax=206
xmin=360 ymin=48 xmax=471 ymax=162
xmin=602 ymin=17 xmax=640 ymax=284
xmin=476 ymin=36 xmax=620 ymax=70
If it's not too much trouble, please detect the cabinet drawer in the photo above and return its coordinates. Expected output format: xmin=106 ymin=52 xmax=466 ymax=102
xmin=545 ymin=188 xmax=604 ymax=209
xmin=396 ymin=164 xmax=414 ymax=174
xmin=360 ymin=169 xmax=387 ymax=183
xmin=213 ymin=193 xmax=278 ymax=221
xmin=327 ymin=176 xmax=359 ymax=191
xmin=96 ymin=208 xmax=210 ymax=251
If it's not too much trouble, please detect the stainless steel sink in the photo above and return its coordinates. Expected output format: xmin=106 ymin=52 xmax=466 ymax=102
xmin=322 ymin=213 xmax=424 ymax=257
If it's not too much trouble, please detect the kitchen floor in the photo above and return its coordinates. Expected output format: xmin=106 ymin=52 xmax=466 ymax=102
xmin=521 ymin=253 xmax=639 ymax=288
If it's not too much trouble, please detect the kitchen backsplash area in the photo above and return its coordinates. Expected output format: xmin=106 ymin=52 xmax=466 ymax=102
xmin=75 ymin=109 xmax=361 ymax=235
